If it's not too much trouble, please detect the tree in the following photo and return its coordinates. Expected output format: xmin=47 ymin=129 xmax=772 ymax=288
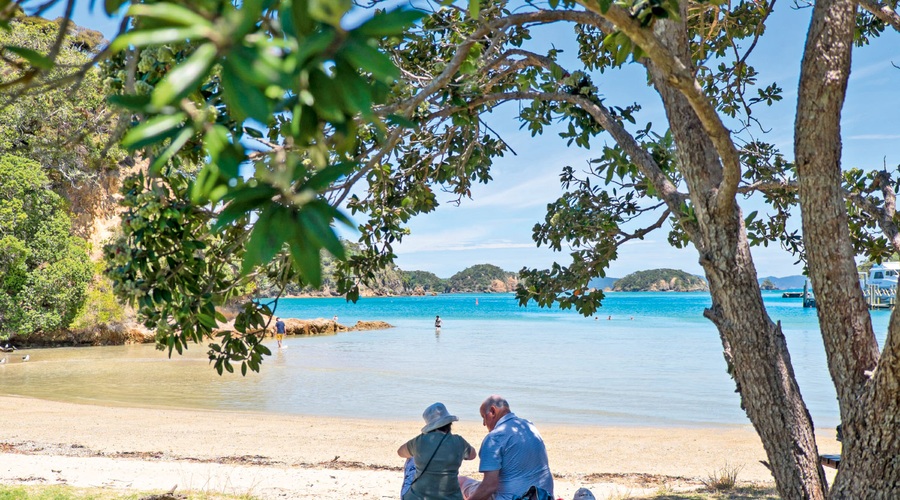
xmin=0 ymin=155 xmax=93 ymax=339
xmin=0 ymin=12 xmax=128 ymax=244
xmin=338 ymin=2 xmax=895 ymax=497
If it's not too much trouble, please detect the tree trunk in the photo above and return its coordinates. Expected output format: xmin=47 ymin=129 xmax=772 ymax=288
xmin=645 ymin=15 xmax=827 ymax=500
xmin=795 ymin=0 xmax=895 ymax=497
xmin=699 ymin=226 xmax=827 ymax=500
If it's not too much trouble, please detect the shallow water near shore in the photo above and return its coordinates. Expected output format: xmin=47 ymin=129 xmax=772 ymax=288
xmin=0 ymin=291 xmax=888 ymax=428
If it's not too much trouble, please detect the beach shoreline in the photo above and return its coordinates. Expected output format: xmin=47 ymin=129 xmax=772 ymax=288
xmin=0 ymin=396 xmax=840 ymax=498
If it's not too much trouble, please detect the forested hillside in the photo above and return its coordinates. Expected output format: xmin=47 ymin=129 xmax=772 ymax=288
xmin=613 ymin=269 xmax=708 ymax=292
xmin=445 ymin=264 xmax=518 ymax=293
xmin=402 ymin=271 xmax=445 ymax=293
xmin=255 ymin=254 xmax=518 ymax=297
xmin=0 ymin=15 xmax=137 ymax=344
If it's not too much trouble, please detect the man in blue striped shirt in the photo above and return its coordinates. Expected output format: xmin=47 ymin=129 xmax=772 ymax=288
xmin=460 ymin=395 xmax=554 ymax=500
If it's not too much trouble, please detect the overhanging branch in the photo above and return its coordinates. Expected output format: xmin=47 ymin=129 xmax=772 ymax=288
xmin=858 ymin=0 xmax=900 ymax=32
xmin=575 ymin=0 xmax=742 ymax=216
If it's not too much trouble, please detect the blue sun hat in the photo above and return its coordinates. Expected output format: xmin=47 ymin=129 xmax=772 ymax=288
xmin=421 ymin=402 xmax=459 ymax=433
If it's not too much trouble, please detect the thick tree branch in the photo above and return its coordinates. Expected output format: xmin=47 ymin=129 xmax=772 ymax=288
xmin=426 ymin=90 xmax=690 ymax=228
xmin=858 ymin=0 xmax=900 ymax=32
xmin=575 ymin=0 xmax=741 ymax=216
xmin=851 ymin=171 xmax=900 ymax=253
xmin=395 ymin=9 xmax=614 ymax=116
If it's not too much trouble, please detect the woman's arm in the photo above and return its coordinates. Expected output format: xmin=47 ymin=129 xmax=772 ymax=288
xmin=464 ymin=444 xmax=476 ymax=460
xmin=398 ymin=442 xmax=412 ymax=458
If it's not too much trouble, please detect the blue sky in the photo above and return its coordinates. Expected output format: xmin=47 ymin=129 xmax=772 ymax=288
xmin=55 ymin=1 xmax=900 ymax=279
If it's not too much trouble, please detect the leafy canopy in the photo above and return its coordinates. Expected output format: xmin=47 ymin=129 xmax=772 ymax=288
xmin=0 ymin=155 xmax=93 ymax=339
xmin=97 ymin=0 xmax=426 ymax=375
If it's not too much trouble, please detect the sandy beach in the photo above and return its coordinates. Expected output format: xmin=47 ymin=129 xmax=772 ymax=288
xmin=0 ymin=396 xmax=839 ymax=498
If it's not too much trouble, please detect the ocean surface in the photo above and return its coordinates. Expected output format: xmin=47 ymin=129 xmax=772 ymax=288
xmin=0 ymin=291 xmax=889 ymax=428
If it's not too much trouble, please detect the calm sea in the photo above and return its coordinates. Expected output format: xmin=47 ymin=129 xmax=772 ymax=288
xmin=0 ymin=291 xmax=888 ymax=428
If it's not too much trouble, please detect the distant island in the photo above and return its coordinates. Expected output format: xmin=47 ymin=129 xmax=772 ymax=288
xmin=612 ymin=269 xmax=708 ymax=292
xmin=258 ymin=260 xmax=519 ymax=297
xmin=255 ymin=246 xmax=806 ymax=296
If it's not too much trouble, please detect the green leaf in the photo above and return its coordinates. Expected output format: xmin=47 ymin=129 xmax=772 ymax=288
xmin=242 ymin=205 xmax=289 ymax=274
xmin=339 ymin=38 xmax=399 ymax=83
xmin=386 ymin=114 xmax=416 ymax=128
xmin=300 ymin=201 xmax=346 ymax=259
xmin=126 ymin=3 xmax=213 ymax=28
xmin=233 ymin=0 xmax=266 ymax=37
xmin=105 ymin=0 xmax=129 ymax=15
xmin=152 ymin=43 xmax=218 ymax=108
xmin=221 ymin=61 xmax=270 ymax=123
xmin=301 ymin=162 xmax=354 ymax=192
xmin=309 ymin=0 xmax=351 ymax=26
xmin=121 ymin=113 xmax=188 ymax=150
xmin=308 ymin=70 xmax=345 ymax=123
xmin=213 ymin=185 xmax=280 ymax=230
xmin=107 ymin=93 xmax=152 ymax=112
xmin=111 ymin=26 xmax=213 ymax=52
xmin=355 ymin=9 xmax=426 ymax=37
xmin=294 ymin=28 xmax=336 ymax=66
xmin=198 ymin=312 xmax=218 ymax=329
xmin=333 ymin=61 xmax=373 ymax=117
xmin=5 ymin=46 xmax=53 ymax=70
xmin=287 ymin=228 xmax=323 ymax=287
xmin=745 ymin=210 xmax=758 ymax=225
xmin=149 ymin=127 xmax=195 ymax=173
xmin=468 ymin=0 xmax=481 ymax=19
xmin=290 ymin=0 xmax=315 ymax=36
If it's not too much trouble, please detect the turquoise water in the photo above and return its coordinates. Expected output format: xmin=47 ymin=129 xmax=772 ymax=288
xmin=0 ymin=291 xmax=888 ymax=428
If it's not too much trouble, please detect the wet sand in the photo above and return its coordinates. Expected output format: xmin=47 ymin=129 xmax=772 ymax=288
xmin=0 ymin=396 xmax=839 ymax=498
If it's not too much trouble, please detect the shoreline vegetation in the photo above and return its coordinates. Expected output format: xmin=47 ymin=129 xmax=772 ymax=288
xmin=0 ymin=396 xmax=838 ymax=499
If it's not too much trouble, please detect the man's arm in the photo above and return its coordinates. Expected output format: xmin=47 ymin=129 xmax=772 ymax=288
xmin=465 ymin=470 xmax=499 ymax=500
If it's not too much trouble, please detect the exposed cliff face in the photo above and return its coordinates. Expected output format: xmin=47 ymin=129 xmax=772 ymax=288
xmin=56 ymin=159 xmax=141 ymax=261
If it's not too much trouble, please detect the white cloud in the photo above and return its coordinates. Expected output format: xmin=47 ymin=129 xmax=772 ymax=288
xmin=462 ymin=173 xmax=564 ymax=210
xmin=848 ymin=60 xmax=896 ymax=84
xmin=396 ymin=225 xmax=535 ymax=254
xmin=846 ymin=134 xmax=900 ymax=140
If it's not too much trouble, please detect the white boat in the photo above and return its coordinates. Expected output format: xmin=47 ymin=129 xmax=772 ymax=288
xmin=866 ymin=262 xmax=900 ymax=289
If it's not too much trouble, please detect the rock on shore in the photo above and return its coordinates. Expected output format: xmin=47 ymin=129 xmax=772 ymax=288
xmin=261 ymin=318 xmax=393 ymax=336
xmin=10 ymin=318 xmax=393 ymax=348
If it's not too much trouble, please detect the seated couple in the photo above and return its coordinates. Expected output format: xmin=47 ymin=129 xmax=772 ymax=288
xmin=397 ymin=395 xmax=554 ymax=500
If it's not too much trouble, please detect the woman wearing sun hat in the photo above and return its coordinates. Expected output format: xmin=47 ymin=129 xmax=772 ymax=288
xmin=398 ymin=402 xmax=477 ymax=499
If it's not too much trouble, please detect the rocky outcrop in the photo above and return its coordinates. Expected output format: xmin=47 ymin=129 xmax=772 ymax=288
xmin=258 ymin=318 xmax=394 ymax=336
xmin=9 ymin=317 xmax=393 ymax=348
xmin=260 ymin=318 xmax=345 ymax=336
xmin=15 ymin=322 xmax=153 ymax=347
xmin=352 ymin=320 xmax=393 ymax=331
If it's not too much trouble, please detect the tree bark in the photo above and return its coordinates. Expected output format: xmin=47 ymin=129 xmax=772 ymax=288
xmin=795 ymin=0 xmax=897 ymax=497
xmin=642 ymin=15 xmax=827 ymax=500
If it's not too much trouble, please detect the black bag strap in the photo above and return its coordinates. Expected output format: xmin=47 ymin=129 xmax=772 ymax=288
xmin=409 ymin=432 xmax=449 ymax=487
